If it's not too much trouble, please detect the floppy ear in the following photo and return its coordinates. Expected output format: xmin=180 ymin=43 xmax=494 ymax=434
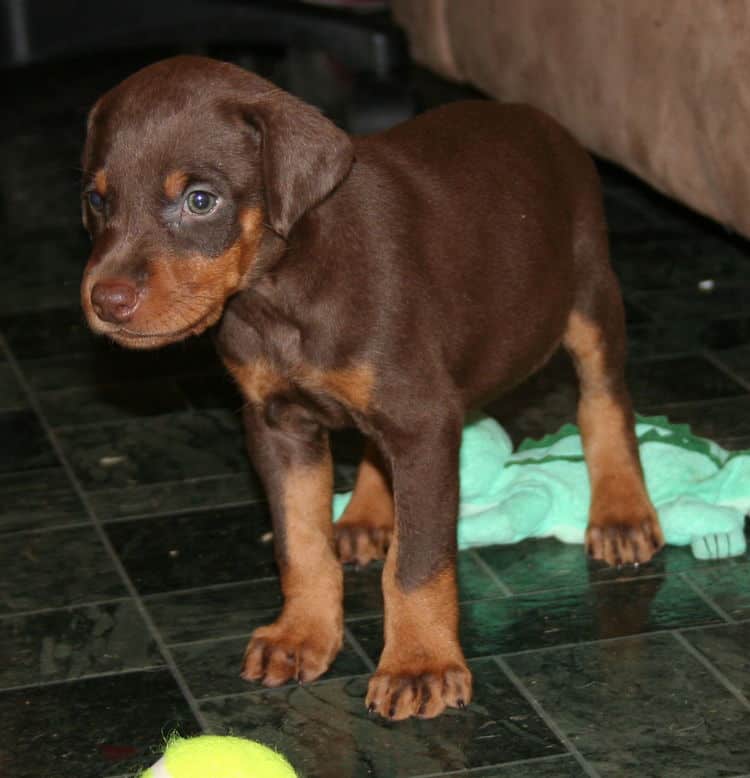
xmin=244 ymin=90 xmax=354 ymax=239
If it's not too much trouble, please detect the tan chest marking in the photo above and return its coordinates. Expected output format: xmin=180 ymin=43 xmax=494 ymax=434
xmin=226 ymin=357 xmax=374 ymax=412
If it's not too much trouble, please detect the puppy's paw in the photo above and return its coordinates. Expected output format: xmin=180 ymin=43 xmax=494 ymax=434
xmin=586 ymin=509 xmax=664 ymax=567
xmin=365 ymin=662 xmax=472 ymax=720
xmin=241 ymin=619 xmax=342 ymax=687
xmin=335 ymin=519 xmax=392 ymax=567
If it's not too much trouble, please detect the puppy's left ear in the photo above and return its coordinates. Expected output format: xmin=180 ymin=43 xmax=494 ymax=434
xmin=243 ymin=90 xmax=354 ymax=239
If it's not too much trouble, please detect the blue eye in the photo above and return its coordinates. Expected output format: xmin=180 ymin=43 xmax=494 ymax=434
xmin=185 ymin=190 xmax=217 ymax=215
xmin=88 ymin=190 xmax=104 ymax=211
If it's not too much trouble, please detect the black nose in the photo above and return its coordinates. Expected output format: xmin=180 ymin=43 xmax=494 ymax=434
xmin=91 ymin=279 xmax=140 ymax=324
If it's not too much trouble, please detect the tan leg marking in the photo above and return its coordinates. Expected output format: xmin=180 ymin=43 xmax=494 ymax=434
xmin=565 ymin=311 xmax=663 ymax=566
xmin=366 ymin=537 xmax=471 ymax=720
xmin=242 ymin=450 xmax=343 ymax=686
xmin=335 ymin=441 xmax=394 ymax=566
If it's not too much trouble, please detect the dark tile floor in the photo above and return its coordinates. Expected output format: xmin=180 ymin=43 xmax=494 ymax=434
xmin=2 ymin=51 xmax=750 ymax=778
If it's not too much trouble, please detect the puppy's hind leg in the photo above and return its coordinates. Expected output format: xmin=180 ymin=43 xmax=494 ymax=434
xmin=564 ymin=270 xmax=664 ymax=567
xmin=335 ymin=440 xmax=394 ymax=567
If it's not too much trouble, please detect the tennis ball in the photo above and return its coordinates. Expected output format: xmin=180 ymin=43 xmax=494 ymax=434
xmin=139 ymin=735 xmax=298 ymax=778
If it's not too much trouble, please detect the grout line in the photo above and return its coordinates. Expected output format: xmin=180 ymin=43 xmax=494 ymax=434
xmin=196 ymin=670 xmax=370 ymax=704
xmin=702 ymin=349 xmax=750 ymax=393
xmin=466 ymin=548 xmax=514 ymax=597
xmin=344 ymin=624 xmax=377 ymax=673
xmin=0 ymin=401 xmax=29 ymax=413
xmin=412 ymin=752 xmax=576 ymax=778
xmin=169 ymin=628 xmax=276 ymax=650
xmin=493 ymin=657 xmax=601 ymax=778
xmin=0 ymin=334 xmax=209 ymax=731
xmin=0 ymin=595 xmax=132 ymax=622
xmin=680 ymin=572 xmax=737 ymax=624
xmin=142 ymin=576 xmax=280 ymax=601
xmin=478 ymin=625 xmax=720 ymax=663
xmin=0 ymin=519 xmax=93 ymax=538
xmin=676 ymin=617 xmax=750 ymax=636
xmin=0 ymin=663 xmax=169 ymax=696
xmin=97 ymin=495 xmax=268 ymax=526
xmin=672 ymin=632 xmax=750 ymax=712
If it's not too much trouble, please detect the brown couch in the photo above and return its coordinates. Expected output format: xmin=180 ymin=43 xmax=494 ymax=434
xmin=393 ymin=0 xmax=750 ymax=238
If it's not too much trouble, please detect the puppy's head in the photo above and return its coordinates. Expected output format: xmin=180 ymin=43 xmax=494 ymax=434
xmin=81 ymin=55 xmax=353 ymax=349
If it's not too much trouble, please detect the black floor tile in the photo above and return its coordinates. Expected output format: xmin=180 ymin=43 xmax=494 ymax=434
xmin=628 ymin=317 xmax=750 ymax=360
xmin=610 ymin=234 xmax=750 ymax=292
xmin=682 ymin=622 xmax=750 ymax=699
xmin=145 ymin=579 xmax=284 ymax=645
xmin=417 ymin=755 xmax=586 ymax=777
xmin=105 ymin=504 xmax=276 ymax=595
xmin=0 ymin=408 xmax=58 ymax=474
xmin=19 ymin=335 xmax=222 ymax=392
xmin=56 ymin=409 xmax=248 ymax=492
xmin=199 ymin=659 xmax=567 ymax=778
xmin=0 ymin=467 xmax=86 ymax=534
xmin=350 ymin=575 xmax=723 ymax=664
xmin=89 ymin=472 xmax=262 ymax=522
xmin=0 ymin=307 xmax=95 ymax=360
xmin=640 ymin=396 xmax=750 ymax=443
xmin=0 ymin=600 xmax=161 ymax=690
xmin=632 ymin=285 xmax=750 ymax=323
xmin=506 ymin=633 xmax=750 ymax=777
xmin=0 ymin=669 xmax=200 ymax=778
xmin=685 ymin=559 xmax=750 ymax=620
xmin=0 ymin=359 xmax=26 ymax=411
xmin=173 ymin=633 xmax=370 ymax=699
xmin=38 ymin=379 xmax=190 ymax=427
xmin=0 ymin=526 xmax=126 ymax=615
xmin=627 ymin=355 xmax=748 ymax=406
xmin=713 ymin=345 xmax=750 ymax=385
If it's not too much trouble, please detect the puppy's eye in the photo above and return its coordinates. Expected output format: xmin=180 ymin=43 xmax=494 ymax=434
xmin=88 ymin=191 xmax=105 ymax=211
xmin=185 ymin=190 xmax=217 ymax=215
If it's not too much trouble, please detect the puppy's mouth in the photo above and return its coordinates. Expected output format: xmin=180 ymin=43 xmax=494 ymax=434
xmin=105 ymin=306 xmax=223 ymax=349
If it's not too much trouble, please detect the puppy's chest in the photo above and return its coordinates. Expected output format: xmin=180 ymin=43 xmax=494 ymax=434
xmin=217 ymin=302 xmax=374 ymax=424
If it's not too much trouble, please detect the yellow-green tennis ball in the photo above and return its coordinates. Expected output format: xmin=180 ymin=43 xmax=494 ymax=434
xmin=139 ymin=735 xmax=298 ymax=778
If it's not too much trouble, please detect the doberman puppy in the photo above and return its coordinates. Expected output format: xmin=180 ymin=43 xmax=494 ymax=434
xmin=80 ymin=56 xmax=664 ymax=720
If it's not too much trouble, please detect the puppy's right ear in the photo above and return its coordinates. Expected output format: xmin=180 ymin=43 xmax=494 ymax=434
xmin=241 ymin=90 xmax=354 ymax=239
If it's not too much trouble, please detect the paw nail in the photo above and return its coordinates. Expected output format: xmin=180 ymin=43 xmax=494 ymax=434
xmin=457 ymin=699 xmax=466 ymax=709
xmin=367 ymin=703 xmax=376 ymax=714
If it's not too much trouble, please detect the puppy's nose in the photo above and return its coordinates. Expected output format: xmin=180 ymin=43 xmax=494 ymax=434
xmin=91 ymin=279 xmax=140 ymax=324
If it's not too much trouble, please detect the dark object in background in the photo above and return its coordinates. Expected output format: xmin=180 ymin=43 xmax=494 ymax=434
xmin=1 ymin=0 xmax=413 ymax=133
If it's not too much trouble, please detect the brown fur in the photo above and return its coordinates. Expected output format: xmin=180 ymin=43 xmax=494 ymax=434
xmin=336 ymin=441 xmax=394 ymax=566
xmin=80 ymin=55 xmax=663 ymax=720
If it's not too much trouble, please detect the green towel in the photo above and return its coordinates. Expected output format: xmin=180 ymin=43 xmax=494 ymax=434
xmin=333 ymin=414 xmax=748 ymax=560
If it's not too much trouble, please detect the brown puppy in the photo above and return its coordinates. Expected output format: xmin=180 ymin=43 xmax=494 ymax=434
xmin=80 ymin=56 xmax=663 ymax=720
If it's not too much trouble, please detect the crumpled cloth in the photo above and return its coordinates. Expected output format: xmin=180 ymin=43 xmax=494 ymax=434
xmin=333 ymin=414 xmax=748 ymax=559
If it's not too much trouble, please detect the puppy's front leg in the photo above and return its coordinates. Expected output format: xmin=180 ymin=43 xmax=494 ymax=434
xmin=241 ymin=403 xmax=343 ymax=686
xmin=367 ymin=417 xmax=472 ymax=720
